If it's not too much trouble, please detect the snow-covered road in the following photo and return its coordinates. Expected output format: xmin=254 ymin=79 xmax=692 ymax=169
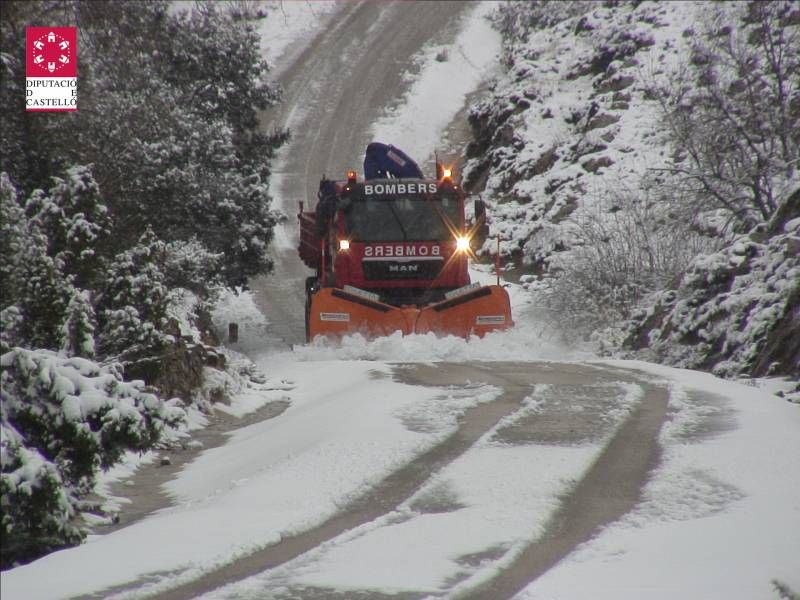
xmin=3 ymin=340 xmax=798 ymax=600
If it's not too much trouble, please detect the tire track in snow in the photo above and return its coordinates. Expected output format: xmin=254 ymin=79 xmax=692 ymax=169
xmin=229 ymin=362 xmax=669 ymax=599
xmin=75 ymin=363 xmax=668 ymax=599
xmin=138 ymin=363 xmax=534 ymax=600
xmin=460 ymin=371 xmax=669 ymax=599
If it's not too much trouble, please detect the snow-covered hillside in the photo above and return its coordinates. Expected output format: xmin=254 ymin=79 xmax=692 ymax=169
xmin=626 ymin=204 xmax=800 ymax=378
xmin=464 ymin=1 xmax=696 ymax=264
xmin=462 ymin=1 xmax=799 ymax=377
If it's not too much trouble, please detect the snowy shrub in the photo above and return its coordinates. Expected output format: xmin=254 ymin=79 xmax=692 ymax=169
xmin=540 ymin=187 xmax=712 ymax=343
xmin=1 ymin=348 xmax=185 ymax=566
xmin=493 ymin=1 xmax=594 ymax=57
xmin=1 ymin=423 xmax=82 ymax=568
xmin=1 ymin=348 xmax=185 ymax=486
xmin=652 ymin=1 xmax=799 ymax=231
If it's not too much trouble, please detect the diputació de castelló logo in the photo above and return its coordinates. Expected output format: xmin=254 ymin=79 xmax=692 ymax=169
xmin=26 ymin=27 xmax=78 ymax=112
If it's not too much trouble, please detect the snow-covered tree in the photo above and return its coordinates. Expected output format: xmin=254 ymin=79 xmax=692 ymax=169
xmin=0 ymin=173 xmax=27 ymax=309
xmin=96 ymin=229 xmax=170 ymax=361
xmin=3 ymin=1 xmax=286 ymax=289
xmin=0 ymin=174 xmax=72 ymax=350
xmin=655 ymin=0 xmax=799 ymax=232
xmin=59 ymin=289 xmax=96 ymax=359
xmin=162 ymin=237 xmax=224 ymax=301
xmin=24 ymin=166 xmax=111 ymax=290
xmin=0 ymin=348 xmax=186 ymax=566
xmin=70 ymin=0 xmax=285 ymax=287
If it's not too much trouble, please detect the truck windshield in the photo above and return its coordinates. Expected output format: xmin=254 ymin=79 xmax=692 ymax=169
xmin=344 ymin=195 xmax=460 ymax=242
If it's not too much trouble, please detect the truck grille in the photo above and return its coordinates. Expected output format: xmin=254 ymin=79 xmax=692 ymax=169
xmin=362 ymin=258 xmax=443 ymax=280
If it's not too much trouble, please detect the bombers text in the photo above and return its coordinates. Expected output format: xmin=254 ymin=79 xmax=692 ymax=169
xmin=364 ymin=182 xmax=438 ymax=195
xmin=363 ymin=244 xmax=442 ymax=258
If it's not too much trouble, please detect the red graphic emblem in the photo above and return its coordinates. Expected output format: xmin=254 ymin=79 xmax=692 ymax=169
xmin=27 ymin=27 xmax=77 ymax=77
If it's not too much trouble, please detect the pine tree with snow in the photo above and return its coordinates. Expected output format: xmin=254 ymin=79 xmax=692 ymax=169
xmin=69 ymin=1 xmax=285 ymax=287
xmin=0 ymin=175 xmax=72 ymax=350
xmin=0 ymin=423 xmax=83 ymax=568
xmin=25 ymin=166 xmax=111 ymax=290
xmin=0 ymin=173 xmax=27 ymax=312
xmin=59 ymin=289 xmax=96 ymax=359
xmin=96 ymin=228 xmax=170 ymax=361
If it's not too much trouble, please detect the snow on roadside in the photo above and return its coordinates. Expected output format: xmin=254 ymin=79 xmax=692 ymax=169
xmin=0 ymin=361 xmax=497 ymax=600
xmin=369 ymin=1 xmax=502 ymax=171
xmin=210 ymin=287 xmax=271 ymax=358
xmin=514 ymin=362 xmax=800 ymax=600
xmin=255 ymin=0 xmax=340 ymax=78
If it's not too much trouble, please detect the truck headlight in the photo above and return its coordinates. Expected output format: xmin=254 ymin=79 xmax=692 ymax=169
xmin=339 ymin=239 xmax=350 ymax=251
xmin=456 ymin=236 xmax=470 ymax=252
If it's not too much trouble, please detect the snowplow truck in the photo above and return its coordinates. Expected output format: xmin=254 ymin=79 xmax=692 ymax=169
xmin=298 ymin=142 xmax=512 ymax=341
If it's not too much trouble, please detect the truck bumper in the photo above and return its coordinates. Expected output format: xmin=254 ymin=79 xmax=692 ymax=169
xmin=307 ymin=285 xmax=513 ymax=340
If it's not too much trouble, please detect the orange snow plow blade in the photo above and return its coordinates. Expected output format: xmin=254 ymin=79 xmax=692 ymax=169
xmin=308 ymin=288 xmax=417 ymax=339
xmin=415 ymin=285 xmax=512 ymax=338
xmin=308 ymin=285 xmax=512 ymax=340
